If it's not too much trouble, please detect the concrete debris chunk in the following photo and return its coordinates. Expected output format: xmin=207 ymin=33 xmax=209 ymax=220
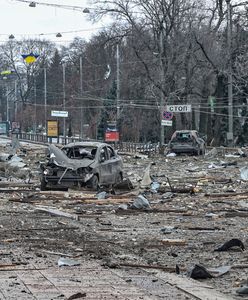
xmin=118 ymin=204 xmax=128 ymax=210
xmin=161 ymin=226 xmax=176 ymax=234
xmin=161 ymin=192 xmax=174 ymax=199
xmin=134 ymin=153 xmax=148 ymax=159
xmin=58 ymin=257 xmax=80 ymax=267
xmin=131 ymin=195 xmax=150 ymax=209
xmin=240 ymin=166 xmax=248 ymax=181
xmin=0 ymin=153 xmax=12 ymax=162
xmin=205 ymin=147 xmax=218 ymax=157
xmin=140 ymin=164 xmax=152 ymax=187
xmin=96 ymin=191 xmax=108 ymax=199
xmin=8 ymin=155 xmax=27 ymax=168
xmin=166 ymin=152 xmax=176 ymax=157
xmin=151 ymin=181 xmax=160 ymax=193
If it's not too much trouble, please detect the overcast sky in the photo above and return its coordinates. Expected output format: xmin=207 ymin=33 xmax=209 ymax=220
xmin=1 ymin=0 xmax=107 ymax=45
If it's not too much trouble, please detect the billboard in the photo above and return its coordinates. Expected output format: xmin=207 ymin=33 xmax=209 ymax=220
xmin=47 ymin=120 xmax=58 ymax=137
xmin=105 ymin=131 xmax=119 ymax=142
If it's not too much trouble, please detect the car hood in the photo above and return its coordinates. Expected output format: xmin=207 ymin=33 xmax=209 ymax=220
xmin=48 ymin=144 xmax=94 ymax=170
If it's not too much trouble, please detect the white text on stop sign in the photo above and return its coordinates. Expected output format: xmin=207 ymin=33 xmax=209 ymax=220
xmin=165 ymin=105 xmax=191 ymax=113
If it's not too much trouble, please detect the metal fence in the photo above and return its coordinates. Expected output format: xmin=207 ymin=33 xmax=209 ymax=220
xmin=12 ymin=133 xmax=160 ymax=154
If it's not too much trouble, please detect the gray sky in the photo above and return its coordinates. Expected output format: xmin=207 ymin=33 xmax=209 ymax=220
xmin=1 ymin=0 xmax=107 ymax=44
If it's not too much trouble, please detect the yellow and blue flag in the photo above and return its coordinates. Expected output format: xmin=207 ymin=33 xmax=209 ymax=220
xmin=21 ymin=52 xmax=39 ymax=64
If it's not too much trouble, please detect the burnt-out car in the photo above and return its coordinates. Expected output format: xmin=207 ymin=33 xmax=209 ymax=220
xmin=168 ymin=130 xmax=205 ymax=155
xmin=40 ymin=142 xmax=123 ymax=190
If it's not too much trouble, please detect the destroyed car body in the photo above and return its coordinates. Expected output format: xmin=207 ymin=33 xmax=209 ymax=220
xmin=168 ymin=130 xmax=205 ymax=155
xmin=40 ymin=142 xmax=123 ymax=190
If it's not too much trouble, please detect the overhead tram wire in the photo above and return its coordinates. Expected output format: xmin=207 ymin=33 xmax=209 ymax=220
xmin=31 ymin=86 xmax=248 ymax=108
xmin=25 ymin=102 xmax=246 ymax=119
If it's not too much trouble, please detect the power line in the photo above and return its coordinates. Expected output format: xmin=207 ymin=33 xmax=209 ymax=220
xmin=22 ymin=100 xmax=248 ymax=119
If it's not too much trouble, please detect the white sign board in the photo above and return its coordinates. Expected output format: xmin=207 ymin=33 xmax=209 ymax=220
xmin=161 ymin=120 xmax=172 ymax=126
xmin=166 ymin=105 xmax=191 ymax=113
xmin=51 ymin=110 xmax=68 ymax=118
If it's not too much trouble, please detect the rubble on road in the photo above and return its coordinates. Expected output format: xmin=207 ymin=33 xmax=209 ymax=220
xmin=0 ymin=140 xmax=248 ymax=298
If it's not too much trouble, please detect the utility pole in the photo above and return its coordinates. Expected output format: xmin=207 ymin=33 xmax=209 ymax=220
xmin=14 ymin=80 xmax=17 ymax=121
xmin=80 ymin=56 xmax=83 ymax=138
xmin=62 ymin=64 xmax=66 ymax=142
xmin=159 ymin=23 xmax=165 ymax=145
xmin=44 ymin=68 xmax=47 ymax=133
xmin=226 ymin=0 xmax=233 ymax=145
xmin=116 ymin=43 xmax=120 ymax=121
xmin=34 ymin=77 xmax=37 ymax=133
xmin=6 ymin=85 xmax=9 ymax=122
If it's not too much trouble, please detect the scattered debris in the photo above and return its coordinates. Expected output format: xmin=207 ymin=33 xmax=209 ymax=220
xmin=131 ymin=195 xmax=151 ymax=209
xmin=36 ymin=207 xmax=79 ymax=220
xmin=240 ymin=166 xmax=248 ymax=181
xmin=114 ymin=178 xmax=134 ymax=190
xmin=236 ymin=286 xmax=248 ymax=295
xmin=160 ymin=239 xmax=187 ymax=246
xmin=151 ymin=181 xmax=160 ymax=193
xmin=161 ymin=192 xmax=174 ymax=199
xmin=160 ymin=226 xmax=176 ymax=234
xmin=166 ymin=152 xmax=176 ymax=157
xmin=96 ymin=191 xmax=108 ymax=199
xmin=58 ymin=257 xmax=80 ymax=267
xmin=0 ymin=140 xmax=247 ymax=298
xmin=0 ymin=153 xmax=12 ymax=162
xmin=214 ymin=239 xmax=245 ymax=252
xmin=118 ymin=204 xmax=128 ymax=210
xmin=188 ymin=264 xmax=231 ymax=279
xmin=67 ymin=292 xmax=87 ymax=299
xmin=188 ymin=264 xmax=213 ymax=279
xmin=140 ymin=164 xmax=152 ymax=187
xmin=205 ymin=148 xmax=218 ymax=157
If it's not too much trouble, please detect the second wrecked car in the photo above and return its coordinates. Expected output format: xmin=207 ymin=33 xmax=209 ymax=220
xmin=168 ymin=130 xmax=205 ymax=155
xmin=40 ymin=142 xmax=123 ymax=190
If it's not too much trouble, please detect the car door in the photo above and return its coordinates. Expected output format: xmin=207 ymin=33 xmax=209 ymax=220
xmin=106 ymin=146 xmax=121 ymax=182
xmin=98 ymin=146 xmax=113 ymax=185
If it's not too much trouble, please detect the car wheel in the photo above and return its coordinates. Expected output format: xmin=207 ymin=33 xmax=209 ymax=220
xmin=88 ymin=174 xmax=99 ymax=191
xmin=40 ymin=177 xmax=47 ymax=191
